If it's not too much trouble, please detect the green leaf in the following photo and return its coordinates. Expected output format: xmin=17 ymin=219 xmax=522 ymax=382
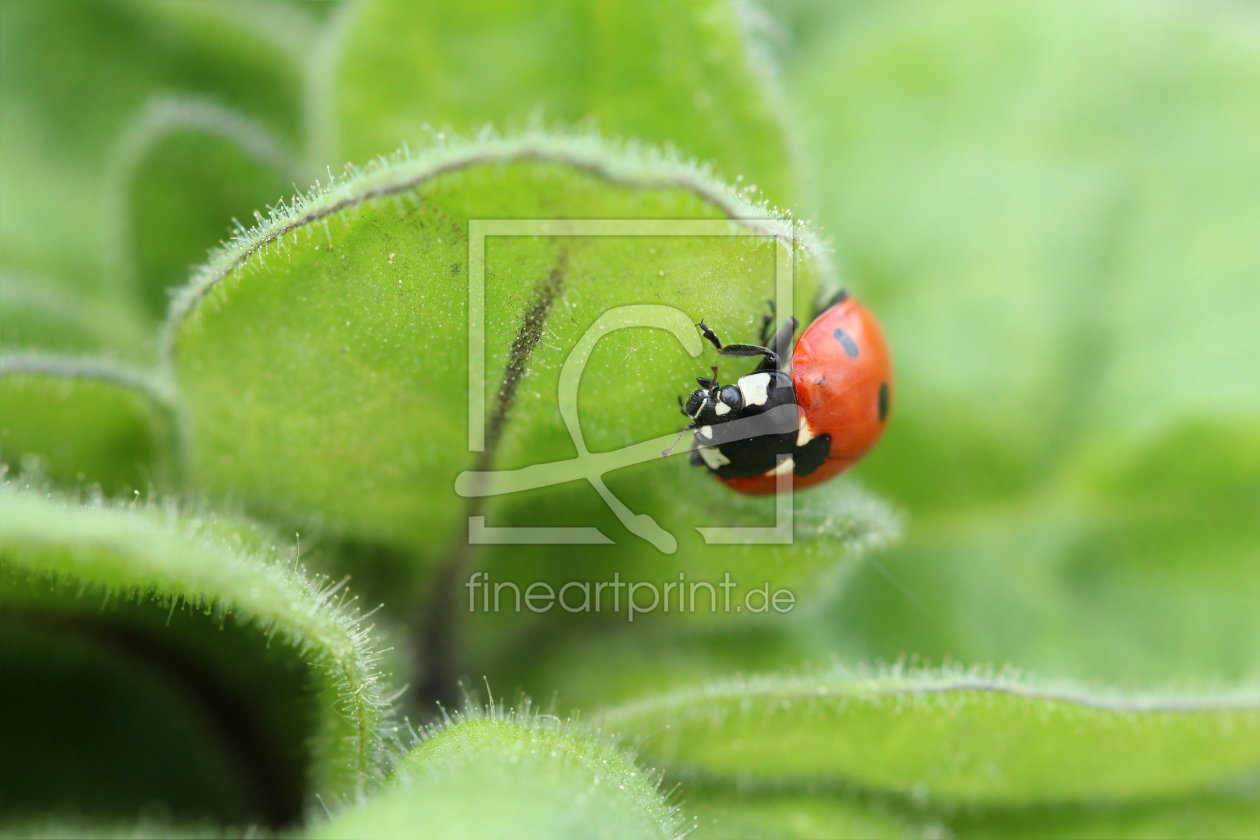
xmin=682 ymin=787 xmax=1260 ymax=840
xmin=790 ymin=0 xmax=1260 ymax=686
xmin=596 ymin=668 xmax=1260 ymax=804
xmin=0 ymin=0 xmax=304 ymax=295
xmin=319 ymin=0 xmax=796 ymax=203
xmin=483 ymin=618 xmax=819 ymax=718
xmin=107 ymin=97 xmax=303 ymax=320
xmin=0 ymin=484 xmax=394 ymax=827
xmin=0 ymin=273 xmax=147 ymax=357
xmin=165 ymin=135 xmax=841 ymax=571
xmin=950 ymin=792 xmax=1260 ymax=840
xmin=314 ymin=712 xmax=681 ymax=840
xmin=458 ymin=469 xmax=900 ymax=702
xmin=1 ymin=619 xmax=262 ymax=828
xmin=0 ymin=819 xmax=241 ymax=840
xmin=0 ymin=356 xmax=175 ymax=494
xmin=684 ymin=790 xmax=918 ymax=840
xmin=460 ymin=465 xmax=902 ymax=644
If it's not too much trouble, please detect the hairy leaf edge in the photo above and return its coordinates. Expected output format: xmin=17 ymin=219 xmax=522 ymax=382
xmin=160 ymin=130 xmax=835 ymax=366
xmin=103 ymin=95 xmax=306 ymax=307
xmin=596 ymin=663 xmax=1260 ymax=731
xmin=0 ymin=483 xmax=401 ymax=804
xmin=383 ymin=698 xmax=688 ymax=840
xmin=0 ymin=351 xmax=177 ymax=409
xmin=594 ymin=663 xmax=1260 ymax=800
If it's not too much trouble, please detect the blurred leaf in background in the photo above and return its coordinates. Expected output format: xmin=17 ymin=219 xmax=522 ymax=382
xmin=319 ymin=0 xmax=797 ymax=203
xmin=0 ymin=0 xmax=310 ymax=332
xmin=787 ymin=0 xmax=1260 ymax=689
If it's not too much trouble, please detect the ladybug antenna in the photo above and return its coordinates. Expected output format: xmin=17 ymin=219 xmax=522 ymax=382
xmin=660 ymin=424 xmax=693 ymax=457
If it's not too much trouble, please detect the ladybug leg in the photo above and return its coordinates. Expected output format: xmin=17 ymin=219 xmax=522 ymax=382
xmin=696 ymin=320 xmax=726 ymax=352
xmin=756 ymin=316 xmax=800 ymax=372
xmin=758 ymin=301 xmax=776 ymax=345
xmin=696 ymin=321 xmax=779 ymax=365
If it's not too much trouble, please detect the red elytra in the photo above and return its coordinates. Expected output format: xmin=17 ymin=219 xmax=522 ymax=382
xmin=718 ymin=295 xmax=892 ymax=495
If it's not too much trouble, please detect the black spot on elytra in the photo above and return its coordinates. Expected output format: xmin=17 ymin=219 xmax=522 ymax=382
xmin=878 ymin=382 xmax=890 ymax=422
xmin=832 ymin=329 xmax=859 ymax=358
xmin=793 ymin=434 xmax=832 ymax=476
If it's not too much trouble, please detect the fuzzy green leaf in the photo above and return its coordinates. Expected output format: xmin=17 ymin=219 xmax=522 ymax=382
xmin=684 ymin=790 xmax=918 ymax=840
xmin=0 ymin=0 xmax=304 ymax=296
xmin=314 ymin=713 xmax=681 ymax=840
xmin=0 ymin=484 xmax=394 ymax=827
xmin=0 ymin=356 xmax=174 ymax=494
xmin=109 ymin=98 xmax=302 ymax=320
xmin=0 ymin=819 xmax=245 ymax=840
xmin=950 ymin=793 xmax=1260 ymax=840
xmin=683 ymin=788 xmax=1260 ymax=840
xmin=320 ymin=0 xmax=796 ymax=203
xmin=166 ymin=135 xmax=894 ymax=608
xmin=597 ymin=669 xmax=1260 ymax=804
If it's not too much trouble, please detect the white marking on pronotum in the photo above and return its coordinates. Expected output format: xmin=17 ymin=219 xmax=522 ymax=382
xmin=714 ymin=401 xmax=731 ymax=416
xmin=769 ymin=456 xmax=795 ymax=475
xmin=697 ymin=425 xmax=714 ymax=439
xmin=796 ymin=419 xmax=815 ymax=446
xmin=737 ymin=372 xmax=772 ymax=407
xmin=698 ymin=446 xmax=731 ymax=469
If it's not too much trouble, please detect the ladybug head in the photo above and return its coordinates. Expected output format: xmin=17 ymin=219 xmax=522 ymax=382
xmin=672 ymin=369 xmax=801 ymax=477
xmin=683 ymin=376 xmax=745 ymax=427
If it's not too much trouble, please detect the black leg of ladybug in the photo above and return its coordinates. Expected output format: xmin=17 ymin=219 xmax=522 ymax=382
xmin=758 ymin=300 xmax=776 ymax=346
xmin=756 ymin=314 xmax=796 ymax=367
xmin=755 ymin=316 xmax=800 ymax=372
xmin=696 ymin=321 xmax=779 ymax=366
xmin=695 ymin=321 xmax=726 ymax=352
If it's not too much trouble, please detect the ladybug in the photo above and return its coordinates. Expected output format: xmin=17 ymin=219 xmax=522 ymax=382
xmin=675 ymin=290 xmax=892 ymax=495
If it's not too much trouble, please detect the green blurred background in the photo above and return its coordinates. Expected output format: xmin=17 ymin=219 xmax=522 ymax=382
xmin=782 ymin=0 xmax=1260 ymax=691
